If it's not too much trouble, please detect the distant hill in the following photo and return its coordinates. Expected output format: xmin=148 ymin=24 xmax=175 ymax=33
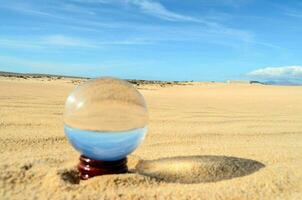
xmin=0 ymin=71 xmax=88 ymax=79
xmin=262 ymin=80 xmax=302 ymax=86
xmin=226 ymin=79 xmax=302 ymax=86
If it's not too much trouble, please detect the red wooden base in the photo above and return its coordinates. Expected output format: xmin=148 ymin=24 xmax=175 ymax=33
xmin=77 ymin=155 xmax=128 ymax=180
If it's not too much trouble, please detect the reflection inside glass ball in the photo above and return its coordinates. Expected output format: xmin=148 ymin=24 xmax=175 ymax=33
xmin=63 ymin=77 xmax=148 ymax=161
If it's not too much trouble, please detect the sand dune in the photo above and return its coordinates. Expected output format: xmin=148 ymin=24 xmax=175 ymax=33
xmin=0 ymin=76 xmax=302 ymax=199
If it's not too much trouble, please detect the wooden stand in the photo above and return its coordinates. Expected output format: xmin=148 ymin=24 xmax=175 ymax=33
xmin=78 ymin=155 xmax=128 ymax=180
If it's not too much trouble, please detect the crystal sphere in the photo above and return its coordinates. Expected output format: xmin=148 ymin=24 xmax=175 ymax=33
xmin=63 ymin=77 xmax=148 ymax=161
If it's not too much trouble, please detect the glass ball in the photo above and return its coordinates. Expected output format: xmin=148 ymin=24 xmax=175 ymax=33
xmin=63 ymin=77 xmax=148 ymax=161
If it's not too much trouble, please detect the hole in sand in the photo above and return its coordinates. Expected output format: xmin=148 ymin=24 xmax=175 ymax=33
xmin=136 ymin=155 xmax=265 ymax=184
xmin=21 ymin=163 xmax=33 ymax=171
xmin=58 ymin=169 xmax=80 ymax=185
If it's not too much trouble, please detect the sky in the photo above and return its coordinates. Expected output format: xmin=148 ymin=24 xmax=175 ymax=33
xmin=0 ymin=0 xmax=302 ymax=82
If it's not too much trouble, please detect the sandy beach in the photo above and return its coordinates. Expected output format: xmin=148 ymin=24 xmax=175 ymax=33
xmin=1 ymin=76 xmax=302 ymax=200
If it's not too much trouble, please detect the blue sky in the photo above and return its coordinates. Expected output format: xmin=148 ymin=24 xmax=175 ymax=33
xmin=0 ymin=0 xmax=302 ymax=82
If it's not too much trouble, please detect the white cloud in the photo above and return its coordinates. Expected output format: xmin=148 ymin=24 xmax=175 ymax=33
xmin=126 ymin=0 xmax=201 ymax=22
xmin=0 ymin=0 xmax=279 ymax=50
xmin=0 ymin=2 xmax=63 ymax=19
xmin=0 ymin=38 xmax=42 ymax=49
xmin=247 ymin=66 xmax=302 ymax=80
xmin=0 ymin=35 xmax=97 ymax=49
xmin=124 ymin=0 xmax=257 ymax=44
xmin=0 ymin=35 xmax=154 ymax=50
xmin=0 ymin=55 xmax=109 ymax=75
xmin=59 ymin=3 xmax=96 ymax=15
xmin=42 ymin=35 xmax=96 ymax=48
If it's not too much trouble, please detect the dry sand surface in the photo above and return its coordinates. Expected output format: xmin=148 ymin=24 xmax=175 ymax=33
xmin=0 ymin=77 xmax=302 ymax=200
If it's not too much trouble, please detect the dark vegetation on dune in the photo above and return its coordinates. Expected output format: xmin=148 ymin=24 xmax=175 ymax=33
xmin=0 ymin=71 xmax=192 ymax=86
xmin=0 ymin=71 xmax=86 ymax=79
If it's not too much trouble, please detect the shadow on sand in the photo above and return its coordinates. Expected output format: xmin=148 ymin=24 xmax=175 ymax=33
xmin=135 ymin=155 xmax=265 ymax=184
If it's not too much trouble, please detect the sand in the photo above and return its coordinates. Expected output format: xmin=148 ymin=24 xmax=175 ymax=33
xmin=0 ymin=77 xmax=302 ymax=200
